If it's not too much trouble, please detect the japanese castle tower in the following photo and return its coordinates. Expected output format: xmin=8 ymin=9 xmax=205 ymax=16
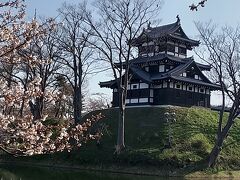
xmin=100 ymin=17 xmax=220 ymax=108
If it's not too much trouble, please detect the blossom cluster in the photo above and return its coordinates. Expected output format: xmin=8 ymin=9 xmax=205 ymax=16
xmin=0 ymin=113 xmax=103 ymax=156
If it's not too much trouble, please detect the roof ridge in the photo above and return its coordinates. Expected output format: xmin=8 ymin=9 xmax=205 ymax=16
xmin=150 ymin=21 xmax=179 ymax=30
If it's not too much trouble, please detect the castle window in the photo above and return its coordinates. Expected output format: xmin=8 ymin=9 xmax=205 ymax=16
xmin=149 ymin=65 xmax=158 ymax=73
xmin=179 ymin=46 xmax=187 ymax=55
xmin=150 ymin=89 xmax=154 ymax=97
xmin=167 ymin=44 xmax=175 ymax=53
xmin=175 ymin=46 xmax=178 ymax=53
xmin=140 ymin=83 xmax=148 ymax=89
xmin=131 ymin=99 xmax=138 ymax=103
xmin=183 ymin=72 xmax=187 ymax=77
xmin=139 ymin=98 xmax=148 ymax=103
xmin=200 ymin=88 xmax=205 ymax=93
xmin=159 ymin=44 xmax=167 ymax=53
xmin=132 ymin=84 xmax=138 ymax=89
xmin=145 ymin=66 xmax=149 ymax=72
xmin=175 ymin=83 xmax=181 ymax=89
xmin=163 ymin=81 xmax=168 ymax=88
xmin=188 ymin=86 xmax=193 ymax=91
xmin=206 ymin=89 xmax=210 ymax=94
xmin=183 ymin=84 xmax=186 ymax=90
xmin=195 ymin=87 xmax=198 ymax=92
xmin=139 ymin=45 xmax=155 ymax=55
xmin=159 ymin=65 xmax=165 ymax=72
xmin=195 ymin=75 xmax=199 ymax=79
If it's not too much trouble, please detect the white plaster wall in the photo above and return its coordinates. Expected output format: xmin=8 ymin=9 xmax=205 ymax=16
xmin=140 ymin=83 xmax=148 ymax=89
xmin=139 ymin=98 xmax=148 ymax=103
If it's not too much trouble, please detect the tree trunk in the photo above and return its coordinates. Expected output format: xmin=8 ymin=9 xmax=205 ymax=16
xmin=55 ymin=99 xmax=62 ymax=118
xmin=73 ymin=87 xmax=82 ymax=124
xmin=208 ymin=137 xmax=224 ymax=167
xmin=116 ymin=89 xmax=125 ymax=154
xmin=19 ymin=98 xmax=25 ymax=117
xmin=29 ymin=96 xmax=44 ymax=121
xmin=116 ymin=105 xmax=125 ymax=154
xmin=208 ymin=119 xmax=233 ymax=167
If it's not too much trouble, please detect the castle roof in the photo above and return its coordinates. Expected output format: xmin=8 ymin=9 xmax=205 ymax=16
xmin=131 ymin=19 xmax=200 ymax=48
xmin=100 ymin=57 xmax=220 ymax=90
xmin=129 ymin=54 xmax=211 ymax=71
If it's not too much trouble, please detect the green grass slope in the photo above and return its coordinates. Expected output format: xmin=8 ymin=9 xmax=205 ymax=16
xmin=78 ymin=106 xmax=240 ymax=170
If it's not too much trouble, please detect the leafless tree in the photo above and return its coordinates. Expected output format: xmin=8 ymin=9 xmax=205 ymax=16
xmin=195 ymin=22 xmax=240 ymax=167
xmin=82 ymin=0 xmax=162 ymax=153
xmin=55 ymin=3 xmax=97 ymax=124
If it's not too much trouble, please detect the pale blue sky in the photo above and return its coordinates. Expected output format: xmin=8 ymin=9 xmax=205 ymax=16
xmin=25 ymin=0 xmax=240 ymax=105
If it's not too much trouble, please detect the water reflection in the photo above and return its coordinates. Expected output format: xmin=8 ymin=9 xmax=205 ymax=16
xmin=0 ymin=165 xmax=182 ymax=180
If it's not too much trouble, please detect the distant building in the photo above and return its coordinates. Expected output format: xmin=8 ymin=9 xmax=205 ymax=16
xmin=100 ymin=17 xmax=220 ymax=108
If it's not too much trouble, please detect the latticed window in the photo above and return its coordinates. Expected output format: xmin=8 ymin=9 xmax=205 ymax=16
xmin=159 ymin=44 xmax=167 ymax=52
xmin=179 ymin=47 xmax=186 ymax=55
xmin=167 ymin=44 xmax=175 ymax=53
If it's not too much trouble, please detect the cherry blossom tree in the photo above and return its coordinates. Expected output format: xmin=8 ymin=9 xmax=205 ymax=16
xmin=85 ymin=93 xmax=110 ymax=112
xmin=0 ymin=0 xmax=103 ymax=156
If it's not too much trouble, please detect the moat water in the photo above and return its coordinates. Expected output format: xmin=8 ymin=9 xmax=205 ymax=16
xmin=0 ymin=165 xmax=184 ymax=180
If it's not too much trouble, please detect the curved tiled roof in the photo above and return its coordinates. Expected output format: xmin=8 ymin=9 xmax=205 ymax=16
xmin=132 ymin=19 xmax=199 ymax=47
xmin=128 ymin=54 xmax=211 ymax=71
xmin=100 ymin=58 xmax=219 ymax=90
xmin=144 ymin=21 xmax=180 ymax=38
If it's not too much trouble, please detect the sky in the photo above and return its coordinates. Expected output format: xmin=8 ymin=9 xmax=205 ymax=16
xmin=25 ymin=0 xmax=240 ymax=106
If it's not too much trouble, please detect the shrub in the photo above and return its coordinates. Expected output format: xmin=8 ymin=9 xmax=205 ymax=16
xmin=189 ymin=133 xmax=212 ymax=156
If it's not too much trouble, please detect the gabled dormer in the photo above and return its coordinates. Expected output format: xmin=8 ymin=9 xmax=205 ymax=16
xmin=170 ymin=60 xmax=212 ymax=84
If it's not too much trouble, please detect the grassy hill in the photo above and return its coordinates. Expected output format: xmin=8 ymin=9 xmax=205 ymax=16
xmin=72 ymin=106 xmax=240 ymax=170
